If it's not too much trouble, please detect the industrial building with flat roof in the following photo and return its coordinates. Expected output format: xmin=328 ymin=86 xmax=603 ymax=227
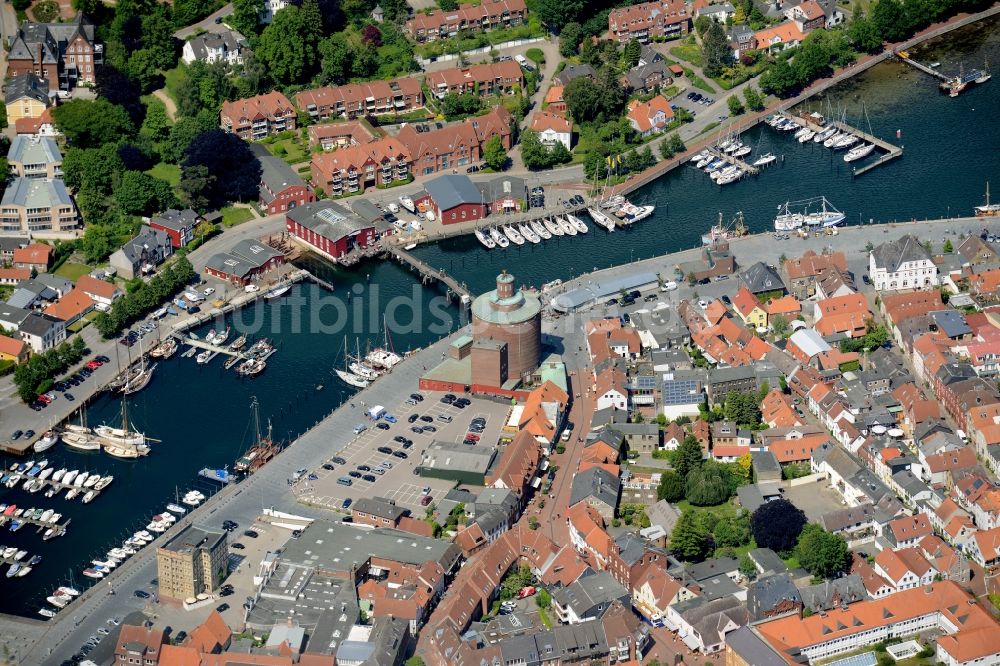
xmin=156 ymin=524 xmax=228 ymax=600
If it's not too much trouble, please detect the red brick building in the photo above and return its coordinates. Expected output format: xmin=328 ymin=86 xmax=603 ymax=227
xmin=608 ymin=0 xmax=690 ymax=43
xmin=399 ymin=106 xmax=513 ymax=177
xmin=220 ymin=91 xmax=296 ymax=141
xmin=204 ymin=239 xmax=285 ymax=285
xmin=405 ymin=0 xmax=528 ymax=41
xmin=251 ymin=145 xmax=315 ymax=215
xmin=285 ymin=201 xmax=375 ymax=262
xmin=7 ymin=15 xmax=102 ymax=91
xmin=295 ymin=77 xmax=424 ymax=121
xmin=310 ymin=137 xmax=411 ymax=197
xmin=414 ymin=174 xmax=489 ymax=224
xmin=425 ymin=61 xmax=525 ymax=99
xmin=147 ymin=209 xmax=200 ymax=248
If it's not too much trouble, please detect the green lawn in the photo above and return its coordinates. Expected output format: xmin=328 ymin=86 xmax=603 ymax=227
xmin=162 ymin=64 xmax=188 ymax=104
xmin=675 ymin=499 xmax=739 ymax=520
xmin=146 ymin=162 xmax=182 ymax=187
xmin=538 ymin=608 xmax=553 ymax=629
xmin=54 ymin=262 xmax=92 ymax=281
xmin=669 ymin=44 xmax=705 ymax=67
xmin=264 ymin=137 xmax=310 ymax=165
xmin=683 ymin=66 xmax=716 ymax=93
xmin=221 ymin=206 xmax=254 ymax=227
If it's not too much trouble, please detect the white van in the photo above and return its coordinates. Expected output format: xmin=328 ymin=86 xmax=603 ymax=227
xmin=561 ymin=428 xmax=572 ymax=442
xmin=514 ymin=54 xmax=529 ymax=67
xmin=660 ymin=281 xmax=678 ymax=292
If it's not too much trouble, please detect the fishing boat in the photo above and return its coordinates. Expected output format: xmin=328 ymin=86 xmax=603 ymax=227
xmin=518 ymin=222 xmax=541 ymax=244
xmin=752 ymin=152 xmax=778 ymax=167
xmin=530 ymin=219 xmax=551 ymax=240
xmin=213 ymin=327 xmax=232 ymax=345
xmin=474 ymin=228 xmax=496 ymax=249
xmin=265 ymin=285 xmax=291 ymax=300
xmin=587 ymin=208 xmax=615 ymax=232
xmin=489 ymin=227 xmax=510 ymax=248
xmin=975 ymin=183 xmax=1000 ymax=217
xmin=399 ymin=195 xmax=415 ymax=213
xmin=234 ymin=398 xmax=280 ymax=475
xmin=844 ymin=143 xmax=876 ymax=162
xmin=566 ymin=214 xmax=588 ymax=233
xmin=774 ymin=196 xmax=846 ymax=230
xmin=616 ymin=202 xmax=655 ymax=222
xmin=230 ymin=335 xmax=248 ymax=351
xmin=557 ymin=216 xmax=577 ymax=236
xmin=33 ymin=431 xmax=59 ymax=453
xmin=543 ymin=217 xmax=564 ymax=236
xmin=503 ymin=225 xmax=525 ymax=245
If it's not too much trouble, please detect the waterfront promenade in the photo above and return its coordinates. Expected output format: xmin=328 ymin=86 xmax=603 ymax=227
xmin=5 ymin=213 xmax=988 ymax=665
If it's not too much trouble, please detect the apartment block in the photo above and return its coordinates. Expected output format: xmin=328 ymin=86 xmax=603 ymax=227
xmin=295 ymin=77 xmax=424 ymax=121
xmin=156 ymin=524 xmax=228 ymax=600
xmin=220 ymin=91 xmax=296 ymax=140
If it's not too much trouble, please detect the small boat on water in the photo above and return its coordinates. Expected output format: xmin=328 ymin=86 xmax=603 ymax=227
xmin=616 ymin=202 xmax=655 ymax=223
xmin=543 ymin=217 xmax=564 ymax=236
xmin=166 ymin=503 xmax=186 ymax=515
xmin=38 ymin=608 xmax=56 ymax=618
xmin=518 ymin=223 xmax=541 ymax=244
xmin=230 ymin=335 xmax=248 ymax=351
xmin=823 ymin=132 xmax=844 ymax=148
xmin=196 ymin=350 xmax=213 ymax=364
xmin=58 ymin=586 xmax=81 ymax=597
xmin=732 ymin=144 xmax=752 ymax=157
xmin=774 ymin=196 xmax=846 ymax=230
xmin=213 ymin=327 xmax=232 ymax=345
xmin=587 ymin=207 xmax=616 ymax=232
xmin=47 ymin=595 xmax=70 ymax=608
xmin=489 ymin=227 xmax=510 ymax=248
xmin=530 ymin=219 xmax=551 ymax=240
xmin=753 ymin=152 xmax=778 ymax=167
xmin=717 ymin=169 xmax=744 ymax=185
xmin=557 ymin=216 xmax=577 ymax=236
xmin=798 ymin=130 xmax=815 ymax=143
xmin=814 ymin=127 xmax=838 ymax=143
xmin=832 ymin=133 xmax=859 ymax=150
xmin=474 ymin=228 xmax=496 ymax=249
xmin=265 ymin=285 xmax=291 ymax=300
xmin=503 ymin=225 xmax=525 ymax=245
xmin=844 ymin=143 xmax=876 ymax=162
xmin=566 ymin=214 xmax=588 ymax=233
xmin=82 ymin=568 xmax=104 ymax=579
xmin=33 ymin=431 xmax=59 ymax=453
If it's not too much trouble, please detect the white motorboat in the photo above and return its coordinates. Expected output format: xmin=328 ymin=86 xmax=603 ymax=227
xmin=47 ymin=595 xmax=70 ymax=608
xmin=711 ymin=165 xmax=738 ymax=181
xmin=2 ymin=547 xmax=16 ymax=558
xmin=474 ymin=228 xmax=496 ymax=249
xmin=196 ymin=350 xmax=213 ymax=364
xmin=33 ymin=431 xmax=59 ymax=452
xmin=74 ymin=472 xmax=89 ymax=488
xmin=489 ymin=227 xmax=510 ymax=248
xmin=704 ymin=159 xmax=725 ymax=173
xmin=530 ymin=219 xmax=551 ymax=240
xmin=844 ymin=143 xmax=876 ymax=162
xmin=166 ymin=503 xmax=186 ymax=515
xmin=518 ymin=223 xmax=541 ymax=244
xmin=52 ymin=468 xmax=66 ymax=482
xmin=81 ymin=568 xmax=104 ymax=579
xmin=793 ymin=126 xmax=810 ymax=139
xmin=695 ymin=155 xmax=714 ymax=168
xmin=798 ymin=130 xmax=815 ymax=142
xmin=503 ymin=225 xmax=525 ymax=245
xmin=566 ymin=214 xmax=588 ymax=233
xmin=58 ymin=586 xmax=81 ymax=597
xmin=82 ymin=490 xmax=97 ymax=504
xmin=83 ymin=475 xmax=99 ymax=488
xmin=717 ymin=169 xmax=744 ymax=185
xmin=833 ymin=133 xmax=859 ymax=150
xmin=543 ymin=217 xmax=564 ymax=236
xmin=65 ymin=488 xmax=79 ymax=500
xmin=399 ymin=196 xmax=415 ymax=213
xmin=181 ymin=495 xmax=203 ymax=507
xmin=617 ymin=202 xmax=656 ymax=222
xmin=39 ymin=608 xmax=56 ymax=618
xmin=16 ymin=565 xmax=32 ymax=577
xmin=38 ymin=468 xmax=53 ymax=481
xmin=62 ymin=470 xmax=78 ymax=486
xmin=14 ymin=550 xmax=27 ymax=561
xmin=557 ymin=216 xmax=577 ymax=236
xmin=94 ymin=476 xmax=113 ymax=491
xmin=753 ymin=152 xmax=778 ymax=167
xmin=39 ymin=509 xmax=53 ymax=523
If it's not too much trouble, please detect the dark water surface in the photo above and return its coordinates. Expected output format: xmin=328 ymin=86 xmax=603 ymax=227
xmin=1 ymin=17 xmax=997 ymax=618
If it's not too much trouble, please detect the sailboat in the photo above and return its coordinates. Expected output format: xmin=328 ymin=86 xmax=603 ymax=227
xmin=336 ymin=337 xmax=370 ymax=388
xmin=543 ymin=217 xmax=564 ymax=236
xmin=365 ymin=318 xmax=402 ymax=370
xmin=233 ymin=397 xmax=279 ymax=475
xmin=566 ymin=214 xmax=588 ymax=233
xmin=530 ymin=219 xmax=551 ymax=240
xmin=62 ymin=410 xmax=100 ymax=451
xmin=97 ymin=398 xmax=155 ymax=458
xmin=975 ymin=182 xmax=1000 ymax=217
xmin=474 ymin=228 xmax=496 ymax=249
xmin=489 ymin=227 xmax=510 ymax=248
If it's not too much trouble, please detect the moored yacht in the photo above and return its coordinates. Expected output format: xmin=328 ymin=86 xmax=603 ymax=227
xmin=474 ymin=228 xmax=496 ymax=249
xmin=530 ymin=219 xmax=551 ymax=240
xmin=566 ymin=214 xmax=588 ymax=233
xmin=503 ymin=225 xmax=525 ymax=245
xmin=489 ymin=227 xmax=510 ymax=248
xmin=844 ymin=143 xmax=876 ymax=162
xmin=543 ymin=217 xmax=564 ymax=236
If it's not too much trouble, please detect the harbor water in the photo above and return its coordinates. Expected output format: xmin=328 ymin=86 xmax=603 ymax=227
xmin=0 ymin=16 xmax=997 ymax=619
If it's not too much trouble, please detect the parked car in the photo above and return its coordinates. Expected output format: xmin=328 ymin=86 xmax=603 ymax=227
xmin=342 ymin=498 xmax=353 ymax=509
xmin=421 ymin=495 xmax=433 ymax=506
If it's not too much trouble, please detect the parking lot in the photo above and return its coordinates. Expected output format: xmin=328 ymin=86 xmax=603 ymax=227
xmin=294 ymin=393 xmax=513 ymax=514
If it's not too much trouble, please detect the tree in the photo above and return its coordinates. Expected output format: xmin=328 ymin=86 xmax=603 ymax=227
xmin=796 ymin=524 xmax=850 ymax=578
xmin=752 ymin=499 xmax=806 ymax=552
xmin=759 ymin=58 xmax=799 ymax=98
xmin=739 ymin=554 xmax=757 ymax=579
xmin=441 ymin=93 xmax=483 ymax=119
xmin=670 ymin=512 xmax=710 ymax=561
xmin=230 ymin=0 xmax=264 ymax=35
xmin=723 ymin=391 xmax=761 ymax=426
xmin=115 ymin=171 xmax=176 ymax=216
xmin=179 ymin=164 xmax=214 ymax=211
xmin=770 ymin=314 xmax=790 ymax=337
xmin=438 ymin=0 xmax=458 ymax=10
xmin=563 ymin=72 xmax=624 ymax=123
xmin=623 ymin=39 xmax=642 ymax=68
xmin=62 ymin=144 xmax=125 ymax=194
xmin=943 ymin=239 xmax=954 ymax=253
xmin=535 ymin=0 xmax=585 ymax=30
xmin=870 ymin=0 xmax=908 ymax=42
xmin=848 ymin=13 xmax=883 ymax=53
xmin=743 ymin=85 xmax=764 ymax=112
xmin=52 ymin=100 xmax=135 ymax=149
xmin=404 ymin=658 xmax=425 ymax=666
xmin=256 ymin=3 xmax=322 ymax=85
xmin=657 ymin=470 xmax=685 ymax=502
xmin=714 ymin=512 xmax=752 ymax=548
xmin=183 ymin=130 xmax=261 ymax=209
xmin=140 ymin=98 xmax=172 ymax=146
xmin=482 ymin=135 xmax=508 ymax=171
xmin=694 ymin=15 xmax=712 ymax=36
xmin=559 ymin=22 xmax=583 ymax=58
xmin=793 ymin=31 xmax=835 ymax=83
xmin=727 ymin=95 xmax=745 ymax=115
xmin=685 ymin=462 xmax=734 ymax=506
xmin=674 ymin=435 xmax=704 ymax=478
xmin=702 ymin=22 xmax=733 ymax=78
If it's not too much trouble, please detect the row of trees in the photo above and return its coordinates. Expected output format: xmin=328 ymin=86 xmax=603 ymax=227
xmin=94 ymin=258 xmax=197 ymax=338
xmin=13 ymin=338 xmax=88 ymax=402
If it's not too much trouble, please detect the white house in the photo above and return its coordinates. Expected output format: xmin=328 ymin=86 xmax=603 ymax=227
xmin=595 ymin=368 xmax=628 ymax=411
xmin=181 ymin=30 xmax=248 ymax=66
xmin=869 ymin=234 xmax=939 ymax=291
xmin=697 ymin=2 xmax=735 ymax=22
xmin=530 ymin=111 xmax=573 ymax=151
xmin=626 ymin=95 xmax=674 ymax=138
xmin=873 ymin=548 xmax=936 ymax=592
xmin=260 ymin=0 xmax=292 ymax=23
xmin=18 ymin=312 xmax=65 ymax=353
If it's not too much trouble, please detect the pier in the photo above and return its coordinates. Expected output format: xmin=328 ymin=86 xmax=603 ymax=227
xmin=779 ymin=113 xmax=903 ymax=177
xmin=706 ymin=146 xmax=760 ymax=177
xmin=896 ymin=50 xmax=951 ymax=81
xmin=0 ymin=510 xmax=70 ymax=539
xmin=175 ymin=336 xmax=241 ymax=358
xmin=385 ymin=243 xmax=473 ymax=304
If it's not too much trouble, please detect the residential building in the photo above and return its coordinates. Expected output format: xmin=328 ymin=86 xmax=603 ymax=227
xmin=530 ymin=111 xmax=573 ymax=150
xmin=784 ymin=0 xmax=827 ymax=30
xmin=747 ymin=573 xmax=802 ymax=621
xmin=544 ymin=84 xmax=566 ymax=113
xmin=608 ymin=0 xmax=691 ymax=43
xmin=43 ymin=288 xmax=94 ymax=326
xmin=13 ymin=107 xmax=58 ymax=137
xmin=156 ymin=524 xmax=228 ymax=600
xmin=425 ymin=61 xmax=524 ymax=99
xmin=0 ymin=335 xmax=29 ymax=364
xmin=783 ymin=250 xmax=848 ymax=299
xmin=7 ymin=15 xmax=102 ymax=91
xmin=414 ymin=174 xmax=489 ymax=224
xmin=625 ymin=95 xmax=674 ymax=138
xmin=109 ymin=228 xmax=172 ymax=279
xmin=752 ymin=21 xmax=806 ymax=51
xmin=7 ymin=135 xmax=62 ymax=179
xmin=285 ymin=201 xmax=375 ymax=262
xmin=553 ymin=571 xmax=630 ymax=624
xmin=76 ymin=274 xmax=123 ymax=311
xmin=220 ymin=91 xmax=296 ymax=140
xmin=0 ymin=178 xmax=78 ymax=234
xmin=399 ymin=106 xmax=513 ymax=176
xmin=622 ymin=52 xmax=672 ymax=94
xmin=11 ymin=243 xmax=52 ymax=271
xmin=181 ymin=30 xmax=247 ymax=66
xmin=668 ymin=595 xmax=749 ymax=653
xmin=569 ymin=467 xmax=620 ymax=520
xmin=873 ymin=547 xmax=936 ymax=591
xmin=310 ymin=137 xmax=411 ymax=196
xmin=731 ymin=286 xmax=768 ymax=328
xmin=203 ymin=238 xmax=285 ymax=285
xmin=18 ymin=312 xmax=65 ymax=353
xmin=755 ymin=581 xmax=1000 ymax=664
xmin=4 ymin=74 xmax=51 ymax=126
xmin=351 ymin=497 xmax=408 ymax=529
xmin=485 ymin=430 xmax=541 ymax=497
xmin=251 ymin=145 xmax=315 ymax=215
xmin=740 ymin=261 xmax=785 ymax=295
xmin=698 ymin=2 xmax=736 ymax=22
xmin=259 ymin=0 xmax=292 ymax=23
xmin=552 ymin=63 xmax=595 ymax=87
xmin=296 ymin=77 xmax=424 ymax=121
xmin=306 ymin=121 xmax=376 ymax=151
xmin=114 ymin=625 xmax=166 ymax=666
xmin=814 ymin=292 xmax=871 ymax=338
xmin=885 ymin=512 xmax=934 ymax=548
xmin=870 ymin=234 xmax=938 ymax=290
xmin=725 ymin=625 xmax=787 ymax=666
xmin=146 ymin=209 xmax=200 ymax=249
xmin=405 ymin=0 xmax=528 ymax=41
xmin=729 ymin=24 xmax=755 ymax=58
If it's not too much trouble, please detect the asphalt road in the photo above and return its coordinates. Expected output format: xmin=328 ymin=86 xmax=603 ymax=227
xmin=173 ymin=3 xmax=235 ymax=39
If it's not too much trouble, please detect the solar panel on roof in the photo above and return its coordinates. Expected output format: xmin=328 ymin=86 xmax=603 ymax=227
xmin=316 ymin=207 xmax=346 ymax=223
xmin=824 ymin=652 xmax=878 ymax=666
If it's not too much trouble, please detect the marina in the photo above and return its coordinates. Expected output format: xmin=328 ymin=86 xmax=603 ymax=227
xmin=770 ymin=112 xmax=904 ymax=177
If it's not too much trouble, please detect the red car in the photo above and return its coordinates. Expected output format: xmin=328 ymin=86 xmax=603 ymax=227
xmin=465 ymin=433 xmax=480 ymax=441
xmin=36 ymin=394 xmax=52 ymax=404
xmin=420 ymin=495 xmax=433 ymax=506
xmin=86 ymin=360 xmax=102 ymax=369
xmin=517 ymin=586 xmax=537 ymax=599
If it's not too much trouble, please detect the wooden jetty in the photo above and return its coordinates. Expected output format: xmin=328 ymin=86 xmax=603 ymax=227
xmin=175 ymin=336 xmax=241 ymax=358
xmin=706 ymin=146 xmax=759 ymax=176
xmin=780 ymin=113 xmax=903 ymax=177
xmin=895 ymin=50 xmax=950 ymax=81
xmin=385 ymin=244 xmax=473 ymax=305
